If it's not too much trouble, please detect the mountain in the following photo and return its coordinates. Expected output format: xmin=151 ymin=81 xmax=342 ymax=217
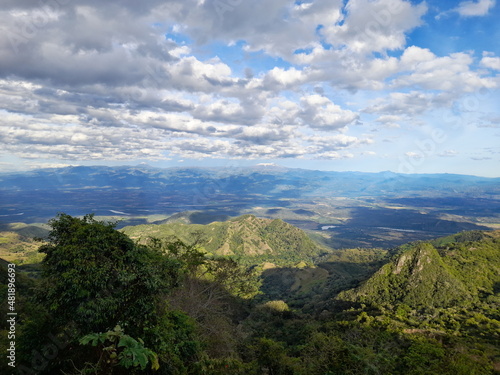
xmin=1 ymin=165 xmax=498 ymax=248
xmin=1 ymin=165 xmax=499 ymax=198
xmin=337 ymin=242 xmax=470 ymax=308
xmin=336 ymin=230 xmax=500 ymax=310
xmin=3 ymin=217 xmax=499 ymax=373
xmin=121 ymin=214 xmax=328 ymax=266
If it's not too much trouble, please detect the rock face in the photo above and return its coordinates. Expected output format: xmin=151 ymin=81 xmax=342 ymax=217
xmin=337 ymin=242 xmax=471 ymax=309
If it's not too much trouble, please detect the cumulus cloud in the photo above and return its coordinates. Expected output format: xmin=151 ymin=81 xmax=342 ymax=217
xmin=192 ymin=98 xmax=264 ymax=125
xmin=375 ymin=115 xmax=403 ymax=128
xmin=299 ymin=95 xmax=359 ymax=130
xmin=305 ymin=134 xmax=372 ymax=152
xmin=364 ymin=91 xmax=440 ymax=116
xmin=393 ymin=47 xmax=496 ymax=92
xmin=317 ymin=151 xmax=355 ymax=160
xmin=323 ymin=0 xmax=427 ymax=54
xmin=0 ymin=0 xmax=497 ymax=171
xmin=165 ymin=0 xmax=345 ymax=60
xmin=261 ymin=67 xmax=309 ymax=91
xmin=231 ymin=125 xmax=298 ymax=145
xmin=481 ymin=52 xmax=500 ymax=70
xmin=456 ymin=0 xmax=496 ymax=17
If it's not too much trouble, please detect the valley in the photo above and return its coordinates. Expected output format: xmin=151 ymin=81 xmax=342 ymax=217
xmin=1 ymin=165 xmax=500 ymax=373
xmin=2 ymin=211 xmax=499 ymax=374
xmin=0 ymin=165 xmax=498 ymax=249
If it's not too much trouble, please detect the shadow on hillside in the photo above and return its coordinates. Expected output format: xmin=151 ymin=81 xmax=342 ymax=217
xmin=260 ymin=261 xmax=383 ymax=305
xmin=320 ymin=206 xmax=491 ymax=249
xmin=0 ymin=223 xmax=50 ymax=238
xmin=186 ymin=212 xmax=233 ymax=224
xmin=345 ymin=206 xmax=490 ymax=232
xmin=493 ymin=282 xmax=500 ymax=295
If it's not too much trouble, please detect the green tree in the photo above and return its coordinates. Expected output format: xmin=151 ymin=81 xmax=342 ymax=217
xmin=253 ymin=338 xmax=300 ymax=375
xmin=78 ymin=325 xmax=159 ymax=374
xmin=20 ymin=214 xmax=200 ymax=374
xmin=148 ymin=237 xmax=261 ymax=359
xmin=35 ymin=214 xmax=178 ymax=336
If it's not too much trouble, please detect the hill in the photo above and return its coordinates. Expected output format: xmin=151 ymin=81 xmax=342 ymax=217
xmin=1 ymin=214 xmax=499 ymax=373
xmin=0 ymin=223 xmax=49 ymax=264
xmin=121 ymin=214 xmax=329 ymax=266
xmin=337 ymin=242 xmax=470 ymax=308
xmin=1 ymin=165 xmax=498 ymax=248
xmin=337 ymin=230 xmax=500 ymax=310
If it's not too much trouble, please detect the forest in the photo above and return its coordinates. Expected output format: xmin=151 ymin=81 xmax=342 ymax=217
xmin=1 ymin=213 xmax=499 ymax=374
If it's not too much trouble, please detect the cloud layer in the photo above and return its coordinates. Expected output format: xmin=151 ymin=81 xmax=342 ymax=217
xmin=0 ymin=0 xmax=499 ymax=175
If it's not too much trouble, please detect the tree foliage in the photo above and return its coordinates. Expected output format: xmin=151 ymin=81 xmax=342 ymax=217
xmin=20 ymin=214 xmax=201 ymax=374
xmin=4 ymin=215 xmax=500 ymax=374
xmin=78 ymin=325 xmax=159 ymax=374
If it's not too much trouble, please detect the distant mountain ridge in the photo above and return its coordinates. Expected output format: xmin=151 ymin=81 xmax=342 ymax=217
xmin=1 ymin=165 xmax=498 ymax=250
xmin=1 ymin=165 xmax=499 ymax=196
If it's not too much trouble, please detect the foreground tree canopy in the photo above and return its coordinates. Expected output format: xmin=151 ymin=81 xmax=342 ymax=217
xmin=0 ymin=214 xmax=498 ymax=374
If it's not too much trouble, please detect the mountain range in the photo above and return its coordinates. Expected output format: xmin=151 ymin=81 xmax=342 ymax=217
xmin=1 ymin=164 xmax=499 ymax=197
xmin=1 ymin=165 xmax=499 ymax=248
xmin=1 ymin=208 xmax=500 ymax=372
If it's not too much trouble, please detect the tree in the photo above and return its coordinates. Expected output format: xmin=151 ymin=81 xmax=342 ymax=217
xmin=20 ymin=214 xmax=200 ymax=374
xmin=147 ymin=237 xmax=261 ymax=358
xmin=78 ymin=325 xmax=160 ymax=374
xmin=36 ymin=214 xmax=178 ymax=336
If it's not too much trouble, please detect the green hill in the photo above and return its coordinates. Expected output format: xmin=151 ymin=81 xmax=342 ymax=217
xmin=121 ymin=214 xmax=328 ymax=266
xmin=337 ymin=242 xmax=470 ymax=308
xmin=2 ymin=214 xmax=500 ymax=374
xmin=337 ymin=231 xmax=500 ymax=310
xmin=0 ymin=223 xmax=49 ymax=264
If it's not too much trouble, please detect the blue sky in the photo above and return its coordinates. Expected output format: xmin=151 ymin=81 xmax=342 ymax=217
xmin=0 ymin=0 xmax=499 ymax=176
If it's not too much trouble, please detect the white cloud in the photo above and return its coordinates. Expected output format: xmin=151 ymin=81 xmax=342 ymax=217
xmin=0 ymin=0 xmax=497 ymax=175
xmin=439 ymin=150 xmax=459 ymax=157
xmin=176 ymin=0 xmax=345 ymax=60
xmin=317 ymin=151 xmax=355 ymax=160
xmin=394 ymin=47 xmax=496 ymax=92
xmin=232 ymin=125 xmax=298 ymax=145
xmin=481 ymin=52 xmax=500 ymax=70
xmin=364 ymin=91 xmax=439 ymax=116
xmin=261 ymin=67 xmax=309 ymax=90
xmin=456 ymin=0 xmax=496 ymax=17
xmin=25 ymin=162 xmax=73 ymax=170
xmin=306 ymin=134 xmax=372 ymax=152
xmin=299 ymin=95 xmax=359 ymax=130
xmin=263 ymin=100 xmax=302 ymax=126
xmin=376 ymin=115 xmax=403 ymax=128
xmin=323 ymin=0 xmax=427 ymax=54
xmin=167 ymin=56 xmax=237 ymax=92
xmin=192 ymin=99 xmax=258 ymax=125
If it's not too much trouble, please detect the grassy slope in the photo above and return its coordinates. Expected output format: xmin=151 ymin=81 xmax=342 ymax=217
xmin=121 ymin=214 xmax=329 ymax=266
xmin=0 ymin=223 xmax=48 ymax=264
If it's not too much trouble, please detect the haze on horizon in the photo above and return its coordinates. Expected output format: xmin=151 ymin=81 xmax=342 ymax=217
xmin=0 ymin=0 xmax=499 ymax=177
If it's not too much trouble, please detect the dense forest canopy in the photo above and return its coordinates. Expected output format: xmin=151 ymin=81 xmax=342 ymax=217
xmin=1 ymin=214 xmax=499 ymax=374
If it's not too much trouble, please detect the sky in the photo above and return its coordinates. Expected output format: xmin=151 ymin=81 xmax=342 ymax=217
xmin=0 ymin=0 xmax=499 ymax=176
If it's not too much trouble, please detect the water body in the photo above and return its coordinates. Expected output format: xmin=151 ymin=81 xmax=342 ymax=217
xmin=376 ymin=227 xmax=420 ymax=233
xmin=321 ymin=225 xmax=338 ymax=230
